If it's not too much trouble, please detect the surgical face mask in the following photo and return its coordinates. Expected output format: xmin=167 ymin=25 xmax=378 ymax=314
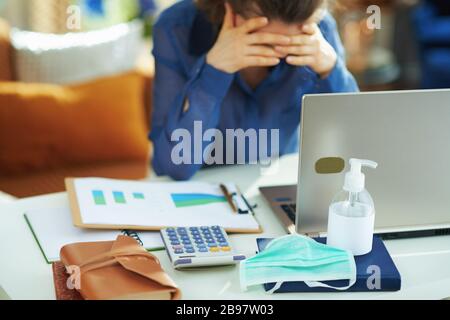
xmin=240 ymin=234 xmax=356 ymax=293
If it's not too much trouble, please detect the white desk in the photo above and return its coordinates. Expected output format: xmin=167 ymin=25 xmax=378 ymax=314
xmin=1 ymin=154 xmax=450 ymax=300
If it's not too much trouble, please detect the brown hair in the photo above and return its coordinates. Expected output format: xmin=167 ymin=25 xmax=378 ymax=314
xmin=196 ymin=0 xmax=325 ymax=25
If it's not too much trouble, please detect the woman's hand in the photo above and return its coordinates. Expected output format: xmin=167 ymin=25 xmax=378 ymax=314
xmin=207 ymin=3 xmax=291 ymax=74
xmin=275 ymin=23 xmax=338 ymax=78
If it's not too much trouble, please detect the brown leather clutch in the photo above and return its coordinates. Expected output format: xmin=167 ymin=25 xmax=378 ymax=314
xmin=60 ymin=235 xmax=181 ymax=300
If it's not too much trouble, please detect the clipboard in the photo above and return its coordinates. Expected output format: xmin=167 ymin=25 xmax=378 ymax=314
xmin=65 ymin=178 xmax=262 ymax=234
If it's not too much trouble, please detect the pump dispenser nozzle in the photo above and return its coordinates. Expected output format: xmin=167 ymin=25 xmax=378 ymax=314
xmin=343 ymin=158 xmax=378 ymax=193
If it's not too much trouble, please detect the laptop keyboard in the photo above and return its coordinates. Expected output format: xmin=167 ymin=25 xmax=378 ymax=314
xmin=280 ymin=204 xmax=296 ymax=223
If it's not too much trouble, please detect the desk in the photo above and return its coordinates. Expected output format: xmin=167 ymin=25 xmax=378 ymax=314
xmin=1 ymin=155 xmax=450 ymax=300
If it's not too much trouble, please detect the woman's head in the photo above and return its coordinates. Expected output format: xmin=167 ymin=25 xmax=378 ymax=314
xmin=197 ymin=0 xmax=326 ymax=26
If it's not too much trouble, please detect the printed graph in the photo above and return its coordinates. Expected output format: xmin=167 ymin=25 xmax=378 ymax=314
xmin=91 ymin=190 xmax=145 ymax=205
xmin=171 ymin=193 xmax=226 ymax=208
xmin=92 ymin=190 xmax=106 ymax=205
xmin=113 ymin=191 xmax=126 ymax=204
xmin=133 ymin=192 xmax=145 ymax=200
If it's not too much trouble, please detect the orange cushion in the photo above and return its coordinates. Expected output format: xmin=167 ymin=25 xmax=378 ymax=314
xmin=0 ymin=72 xmax=150 ymax=176
xmin=0 ymin=19 xmax=13 ymax=81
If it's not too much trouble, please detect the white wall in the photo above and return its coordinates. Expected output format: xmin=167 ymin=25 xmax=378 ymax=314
xmin=0 ymin=0 xmax=179 ymax=30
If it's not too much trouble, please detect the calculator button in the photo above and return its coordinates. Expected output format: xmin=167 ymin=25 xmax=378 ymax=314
xmin=219 ymin=242 xmax=229 ymax=247
xmin=189 ymin=227 xmax=199 ymax=232
xmin=184 ymin=245 xmax=194 ymax=250
xmin=200 ymin=226 xmax=209 ymax=231
xmin=209 ymin=247 xmax=220 ymax=252
xmin=166 ymin=228 xmax=176 ymax=232
xmin=180 ymin=235 xmax=190 ymax=241
xmin=182 ymin=241 xmax=192 ymax=246
xmin=221 ymin=247 xmax=231 ymax=252
xmin=195 ymin=240 xmax=204 ymax=245
xmin=171 ymin=241 xmax=180 ymax=246
xmin=208 ymin=243 xmax=218 ymax=247
xmin=199 ymin=248 xmax=208 ymax=253
xmin=185 ymin=248 xmax=195 ymax=254
xmin=174 ymin=249 xmax=184 ymax=254
xmin=211 ymin=226 xmax=221 ymax=230
xmin=216 ymin=237 xmax=226 ymax=243
xmin=172 ymin=245 xmax=183 ymax=250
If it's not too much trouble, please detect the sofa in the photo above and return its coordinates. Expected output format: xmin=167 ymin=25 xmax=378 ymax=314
xmin=0 ymin=19 xmax=154 ymax=198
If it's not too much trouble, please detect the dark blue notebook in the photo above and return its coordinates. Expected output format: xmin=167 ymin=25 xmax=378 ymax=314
xmin=257 ymin=236 xmax=401 ymax=293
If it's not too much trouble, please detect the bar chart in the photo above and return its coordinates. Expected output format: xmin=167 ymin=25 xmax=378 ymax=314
xmin=91 ymin=190 xmax=146 ymax=205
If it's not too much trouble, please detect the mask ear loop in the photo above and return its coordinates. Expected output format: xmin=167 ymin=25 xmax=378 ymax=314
xmin=266 ymin=282 xmax=283 ymax=294
xmin=304 ymin=252 xmax=357 ymax=291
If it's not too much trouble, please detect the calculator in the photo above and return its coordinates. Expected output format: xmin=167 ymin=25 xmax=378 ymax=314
xmin=160 ymin=226 xmax=246 ymax=269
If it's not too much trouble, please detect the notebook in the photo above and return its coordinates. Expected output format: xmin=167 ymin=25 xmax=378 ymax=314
xmin=25 ymin=207 xmax=164 ymax=263
xmin=257 ymin=237 xmax=401 ymax=293
xmin=66 ymin=178 xmax=261 ymax=233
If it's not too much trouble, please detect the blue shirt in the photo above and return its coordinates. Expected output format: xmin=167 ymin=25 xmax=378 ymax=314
xmin=150 ymin=0 xmax=359 ymax=180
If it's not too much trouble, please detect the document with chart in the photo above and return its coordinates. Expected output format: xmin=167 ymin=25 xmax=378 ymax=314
xmin=65 ymin=178 xmax=261 ymax=233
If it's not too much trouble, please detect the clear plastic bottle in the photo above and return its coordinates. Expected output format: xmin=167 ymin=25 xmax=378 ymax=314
xmin=327 ymin=159 xmax=378 ymax=256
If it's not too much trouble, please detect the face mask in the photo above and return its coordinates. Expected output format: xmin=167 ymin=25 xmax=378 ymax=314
xmin=240 ymin=234 xmax=356 ymax=293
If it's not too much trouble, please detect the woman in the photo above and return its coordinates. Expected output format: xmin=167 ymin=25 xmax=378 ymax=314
xmin=150 ymin=0 xmax=358 ymax=180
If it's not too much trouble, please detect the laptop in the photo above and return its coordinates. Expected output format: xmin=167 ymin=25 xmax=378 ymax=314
xmin=260 ymin=89 xmax=450 ymax=239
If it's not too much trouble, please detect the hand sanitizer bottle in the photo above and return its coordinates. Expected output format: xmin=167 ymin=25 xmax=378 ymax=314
xmin=327 ymin=158 xmax=378 ymax=256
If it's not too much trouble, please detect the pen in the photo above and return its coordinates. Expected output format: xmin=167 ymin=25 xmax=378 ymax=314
xmin=220 ymin=184 xmax=238 ymax=213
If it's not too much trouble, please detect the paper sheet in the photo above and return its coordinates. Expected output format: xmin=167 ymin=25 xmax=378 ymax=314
xmin=73 ymin=178 xmax=259 ymax=231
